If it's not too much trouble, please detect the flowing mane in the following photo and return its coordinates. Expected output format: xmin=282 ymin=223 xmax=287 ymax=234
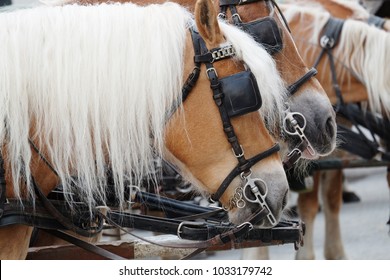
xmin=0 ymin=3 xmax=285 ymax=209
xmin=336 ymin=19 xmax=390 ymax=114
xmin=0 ymin=3 xmax=190 ymax=206
xmin=282 ymin=5 xmax=390 ymax=115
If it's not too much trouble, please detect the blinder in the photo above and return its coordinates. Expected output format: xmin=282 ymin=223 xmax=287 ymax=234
xmin=240 ymin=17 xmax=283 ymax=55
xmin=219 ymin=1 xmax=284 ymax=55
xmin=220 ymin=70 xmax=262 ymax=117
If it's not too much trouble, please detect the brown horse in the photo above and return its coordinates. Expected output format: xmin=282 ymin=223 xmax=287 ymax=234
xmin=54 ymin=0 xmax=337 ymax=161
xmin=0 ymin=0 xmax=293 ymax=259
xmin=27 ymin=0 xmax=338 ymax=253
xmin=280 ymin=4 xmax=390 ymax=259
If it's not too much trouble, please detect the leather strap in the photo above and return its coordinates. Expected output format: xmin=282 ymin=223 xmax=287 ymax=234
xmin=211 ymin=143 xmax=280 ymax=202
xmin=32 ymin=178 xmax=103 ymax=237
xmin=43 ymin=229 xmax=126 ymax=260
xmin=320 ymin=17 xmax=344 ymax=50
xmin=368 ymin=15 xmax=386 ymax=29
xmin=313 ymin=17 xmax=345 ymax=110
xmin=133 ymin=191 xmax=227 ymax=221
xmin=283 ymin=140 xmax=308 ymax=171
xmin=287 ymin=68 xmax=317 ymax=96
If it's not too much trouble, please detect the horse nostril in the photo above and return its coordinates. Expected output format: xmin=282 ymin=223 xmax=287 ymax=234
xmin=325 ymin=117 xmax=335 ymax=138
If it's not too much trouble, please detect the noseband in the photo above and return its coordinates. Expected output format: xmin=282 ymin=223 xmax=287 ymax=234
xmin=218 ymin=0 xmax=318 ymax=169
xmin=182 ymin=27 xmax=280 ymax=226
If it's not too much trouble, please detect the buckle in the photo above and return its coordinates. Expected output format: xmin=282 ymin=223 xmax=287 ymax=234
xmin=232 ymin=145 xmax=244 ymax=158
xmin=206 ymin=67 xmax=218 ymax=79
xmin=217 ymin=12 xmax=227 ymax=20
xmin=320 ymin=35 xmax=335 ymax=49
xmin=231 ymin=13 xmax=242 ymax=23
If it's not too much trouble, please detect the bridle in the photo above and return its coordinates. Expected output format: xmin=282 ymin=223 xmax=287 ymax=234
xmin=217 ymin=0 xmax=318 ymax=170
xmin=182 ymin=26 xmax=280 ymax=226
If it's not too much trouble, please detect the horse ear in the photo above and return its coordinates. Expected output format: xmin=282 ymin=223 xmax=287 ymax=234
xmin=195 ymin=0 xmax=224 ymax=47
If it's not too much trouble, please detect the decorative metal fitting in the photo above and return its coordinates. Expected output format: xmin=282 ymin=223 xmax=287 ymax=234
xmin=211 ymin=45 xmax=236 ymax=62
xmin=320 ymin=35 xmax=335 ymax=49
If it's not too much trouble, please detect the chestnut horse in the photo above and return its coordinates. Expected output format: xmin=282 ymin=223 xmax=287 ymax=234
xmin=281 ymin=4 xmax=390 ymax=259
xmin=0 ymin=0 xmax=292 ymax=259
xmin=53 ymin=0 xmax=337 ymax=162
xmin=33 ymin=0 xmax=338 ymax=255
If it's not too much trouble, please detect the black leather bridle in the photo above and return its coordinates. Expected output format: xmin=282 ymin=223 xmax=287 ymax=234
xmin=182 ymin=27 xmax=280 ymax=224
xmin=217 ymin=0 xmax=318 ymax=169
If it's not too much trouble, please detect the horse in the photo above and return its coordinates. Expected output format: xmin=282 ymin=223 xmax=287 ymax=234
xmin=279 ymin=4 xmax=390 ymax=259
xmin=50 ymin=0 xmax=337 ymax=162
xmin=0 ymin=0 xmax=295 ymax=259
xmin=30 ymin=0 xmax=338 ymax=255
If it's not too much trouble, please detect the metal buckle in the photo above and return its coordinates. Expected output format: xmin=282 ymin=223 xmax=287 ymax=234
xmin=232 ymin=145 xmax=244 ymax=158
xmin=206 ymin=67 xmax=218 ymax=79
xmin=217 ymin=12 xmax=227 ymax=20
xmin=320 ymin=35 xmax=335 ymax=49
xmin=231 ymin=13 xmax=242 ymax=23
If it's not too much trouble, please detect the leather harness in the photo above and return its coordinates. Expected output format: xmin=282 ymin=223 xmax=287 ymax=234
xmin=0 ymin=0 xmax=318 ymax=259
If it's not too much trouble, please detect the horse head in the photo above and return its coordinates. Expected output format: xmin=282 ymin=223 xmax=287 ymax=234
xmin=216 ymin=0 xmax=337 ymax=160
xmin=165 ymin=0 xmax=289 ymax=227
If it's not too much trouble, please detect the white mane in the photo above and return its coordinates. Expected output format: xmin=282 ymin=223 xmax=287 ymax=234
xmin=335 ymin=20 xmax=390 ymax=114
xmin=0 ymin=3 xmax=190 ymax=207
xmin=0 ymin=3 xmax=286 ymax=210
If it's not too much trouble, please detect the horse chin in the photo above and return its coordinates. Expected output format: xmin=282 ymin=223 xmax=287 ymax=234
xmin=228 ymin=207 xmax=253 ymax=226
xmin=227 ymin=205 xmax=278 ymax=229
